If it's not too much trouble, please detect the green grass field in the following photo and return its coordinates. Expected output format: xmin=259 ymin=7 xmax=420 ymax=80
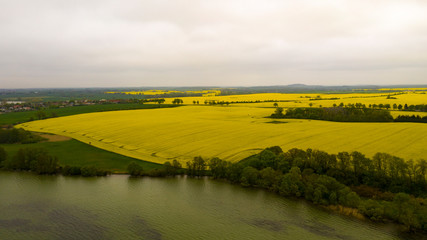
xmin=0 ymin=103 xmax=177 ymax=125
xmin=0 ymin=139 xmax=161 ymax=173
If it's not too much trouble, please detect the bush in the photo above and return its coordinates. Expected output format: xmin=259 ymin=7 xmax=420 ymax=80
xmin=147 ymin=169 xmax=167 ymax=177
xmin=127 ymin=162 xmax=143 ymax=176
xmin=80 ymin=166 xmax=109 ymax=177
xmin=81 ymin=166 xmax=97 ymax=177
xmin=4 ymin=148 xmax=58 ymax=174
xmin=0 ymin=128 xmax=44 ymax=144
xmin=0 ymin=146 xmax=6 ymax=166
xmin=359 ymin=199 xmax=385 ymax=221
xmin=62 ymin=165 xmax=82 ymax=176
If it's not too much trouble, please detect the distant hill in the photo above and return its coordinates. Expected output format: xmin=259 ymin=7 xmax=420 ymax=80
xmin=1 ymin=84 xmax=426 ymax=101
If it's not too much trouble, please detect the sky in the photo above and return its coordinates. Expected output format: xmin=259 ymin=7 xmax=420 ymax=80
xmin=0 ymin=0 xmax=426 ymax=88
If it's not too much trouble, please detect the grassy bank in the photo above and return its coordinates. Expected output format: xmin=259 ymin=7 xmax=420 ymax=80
xmin=0 ymin=139 xmax=161 ymax=173
xmin=0 ymin=103 xmax=177 ymax=125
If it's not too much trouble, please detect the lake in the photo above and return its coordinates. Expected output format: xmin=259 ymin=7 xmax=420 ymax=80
xmin=0 ymin=172 xmax=421 ymax=240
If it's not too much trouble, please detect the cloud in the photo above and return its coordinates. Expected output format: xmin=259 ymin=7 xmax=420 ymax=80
xmin=0 ymin=0 xmax=426 ymax=88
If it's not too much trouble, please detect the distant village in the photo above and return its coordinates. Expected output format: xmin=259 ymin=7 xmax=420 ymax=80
xmin=0 ymin=99 xmax=134 ymax=113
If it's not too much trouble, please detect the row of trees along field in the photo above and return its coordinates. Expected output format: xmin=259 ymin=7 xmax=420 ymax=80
xmin=0 ymin=128 xmax=45 ymax=144
xmin=271 ymin=106 xmax=427 ymax=123
xmin=326 ymin=103 xmax=427 ymax=112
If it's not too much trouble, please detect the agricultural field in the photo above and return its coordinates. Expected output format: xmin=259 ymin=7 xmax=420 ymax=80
xmin=18 ymin=92 xmax=427 ymax=165
xmin=162 ymin=91 xmax=427 ymax=108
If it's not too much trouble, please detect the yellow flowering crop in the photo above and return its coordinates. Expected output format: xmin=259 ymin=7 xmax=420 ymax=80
xmin=18 ymin=102 xmax=427 ymax=165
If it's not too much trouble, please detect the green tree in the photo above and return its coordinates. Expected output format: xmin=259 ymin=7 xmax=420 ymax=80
xmin=259 ymin=167 xmax=279 ymax=190
xmin=81 ymin=166 xmax=98 ymax=177
xmin=390 ymin=193 xmax=421 ymax=230
xmin=172 ymin=99 xmax=184 ymax=104
xmin=279 ymin=167 xmax=303 ymax=197
xmin=359 ymin=199 xmax=385 ymax=221
xmin=0 ymin=146 xmax=6 ymax=166
xmin=343 ymin=191 xmax=360 ymax=208
xmin=372 ymin=152 xmax=389 ymax=177
xmin=127 ymin=162 xmax=143 ymax=176
xmin=415 ymin=159 xmax=426 ymax=184
xmin=351 ymin=151 xmax=370 ymax=180
xmin=62 ymin=165 xmax=81 ymax=176
xmin=258 ymin=149 xmax=277 ymax=169
xmin=240 ymin=166 xmax=259 ymax=187
xmin=31 ymin=152 xmax=58 ymax=174
xmin=208 ymin=157 xmax=228 ymax=179
xmin=172 ymin=159 xmax=182 ymax=169
xmin=5 ymin=148 xmax=56 ymax=172
xmin=337 ymin=152 xmax=350 ymax=172
xmin=163 ymin=161 xmax=175 ymax=175
xmin=226 ymin=163 xmax=243 ymax=183
xmin=7 ymin=148 xmax=26 ymax=170
xmin=187 ymin=156 xmax=206 ymax=177
xmin=271 ymin=107 xmax=284 ymax=118
xmin=35 ymin=110 xmax=47 ymax=120
xmin=157 ymin=99 xmax=165 ymax=106
xmin=406 ymin=159 xmax=416 ymax=183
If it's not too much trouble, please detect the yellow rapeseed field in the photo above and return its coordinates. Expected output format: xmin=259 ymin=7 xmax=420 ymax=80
xmin=162 ymin=92 xmax=427 ymax=108
xmin=18 ymin=100 xmax=427 ymax=165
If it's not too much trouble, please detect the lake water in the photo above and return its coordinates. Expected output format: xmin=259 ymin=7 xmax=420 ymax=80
xmin=0 ymin=172 xmax=422 ymax=240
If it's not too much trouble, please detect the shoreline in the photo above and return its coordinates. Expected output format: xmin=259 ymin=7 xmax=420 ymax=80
xmin=0 ymin=169 xmax=425 ymax=235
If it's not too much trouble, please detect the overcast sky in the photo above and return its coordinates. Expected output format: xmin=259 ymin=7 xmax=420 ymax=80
xmin=1 ymin=0 xmax=426 ymax=88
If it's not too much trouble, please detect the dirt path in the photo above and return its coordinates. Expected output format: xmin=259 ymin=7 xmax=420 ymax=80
xmin=36 ymin=133 xmax=71 ymax=142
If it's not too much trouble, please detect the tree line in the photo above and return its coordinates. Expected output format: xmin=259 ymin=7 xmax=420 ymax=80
xmin=367 ymin=103 xmax=427 ymax=112
xmin=0 ymin=147 xmax=58 ymax=174
xmin=0 ymin=128 xmax=44 ymax=144
xmin=172 ymin=99 xmax=184 ymax=104
xmin=272 ymin=106 xmax=394 ymax=122
xmin=395 ymin=115 xmax=427 ymax=123
xmin=316 ymin=102 xmax=427 ymax=112
xmin=394 ymin=104 xmax=427 ymax=112
xmin=127 ymin=159 xmax=184 ymax=177
xmin=271 ymin=106 xmax=426 ymax=123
